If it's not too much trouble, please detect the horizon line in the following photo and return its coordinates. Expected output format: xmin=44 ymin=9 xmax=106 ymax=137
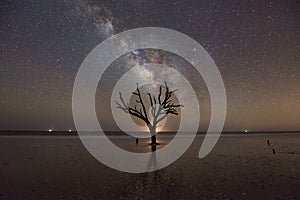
xmin=0 ymin=130 xmax=299 ymax=133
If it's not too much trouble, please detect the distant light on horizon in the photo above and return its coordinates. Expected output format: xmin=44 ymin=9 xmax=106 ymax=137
xmin=244 ymin=130 xmax=248 ymax=133
xmin=68 ymin=129 xmax=72 ymax=132
xmin=48 ymin=129 xmax=53 ymax=132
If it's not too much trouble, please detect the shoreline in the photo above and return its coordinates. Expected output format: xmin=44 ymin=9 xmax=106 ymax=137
xmin=0 ymin=131 xmax=299 ymax=136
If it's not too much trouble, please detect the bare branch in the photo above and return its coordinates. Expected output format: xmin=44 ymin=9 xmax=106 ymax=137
xmin=116 ymin=90 xmax=150 ymax=125
xmin=156 ymin=113 xmax=168 ymax=124
xmin=153 ymin=95 xmax=156 ymax=105
xmin=148 ymin=93 xmax=153 ymax=106
xmin=135 ymin=83 xmax=149 ymax=121
xmin=158 ymin=85 xmax=162 ymax=104
xmin=116 ymin=81 xmax=183 ymax=129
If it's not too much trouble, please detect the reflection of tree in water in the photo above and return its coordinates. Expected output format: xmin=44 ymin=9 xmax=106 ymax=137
xmin=122 ymin=152 xmax=177 ymax=199
xmin=147 ymin=151 xmax=158 ymax=172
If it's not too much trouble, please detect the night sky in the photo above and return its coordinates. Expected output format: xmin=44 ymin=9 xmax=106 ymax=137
xmin=0 ymin=0 xmax=299 ymax=131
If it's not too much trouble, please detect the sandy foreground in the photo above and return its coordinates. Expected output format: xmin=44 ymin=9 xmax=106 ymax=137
xmin=0 ymin=134 xmax=299 ymax=200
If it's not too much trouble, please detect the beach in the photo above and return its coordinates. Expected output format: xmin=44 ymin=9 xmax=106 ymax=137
xmin=0 ymin=133 xmax=299 ymax=200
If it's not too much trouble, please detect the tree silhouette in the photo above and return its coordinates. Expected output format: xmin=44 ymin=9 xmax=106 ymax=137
xmin=116 ymin=82 xmax=183 ymax=149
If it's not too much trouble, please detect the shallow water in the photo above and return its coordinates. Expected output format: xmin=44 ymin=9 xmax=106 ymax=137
xmin=0 ymin=134 xmax=299 ymax=199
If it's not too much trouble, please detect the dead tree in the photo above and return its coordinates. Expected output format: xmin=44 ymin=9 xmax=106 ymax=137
xmin=116 ymin=81 xmax=183 ymax=146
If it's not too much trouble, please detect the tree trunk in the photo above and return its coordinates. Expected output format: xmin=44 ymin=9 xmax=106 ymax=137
xmin=148 ymin=125 xmax=159 ymax=150
xmin=151 ymin=135 xmax=156 ymax=152
xmin=151 ymin=135 xmax=156 ymax=145
xmin=149 ymin=125 xmax=157 ymax=145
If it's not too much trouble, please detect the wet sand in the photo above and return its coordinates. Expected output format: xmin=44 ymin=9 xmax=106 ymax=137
xmin=0 ymin=134 xmax=299 ymax=200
